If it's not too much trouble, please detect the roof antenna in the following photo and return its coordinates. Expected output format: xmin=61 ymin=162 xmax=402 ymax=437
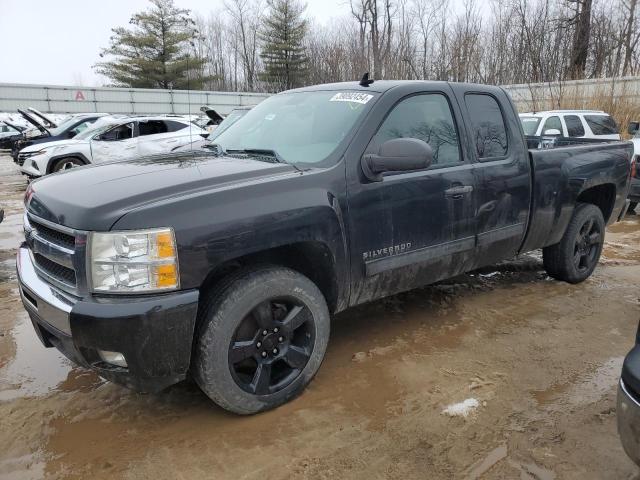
xmin=359 ymin=72 xmax=374 ymax=87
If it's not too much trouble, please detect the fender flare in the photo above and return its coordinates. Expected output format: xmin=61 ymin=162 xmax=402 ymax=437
xmin=46 ymin=152 xmax=91 ymax=174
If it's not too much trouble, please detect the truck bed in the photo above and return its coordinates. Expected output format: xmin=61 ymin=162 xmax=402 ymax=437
xmin=519 ymin=140 xmax=633 ymax=254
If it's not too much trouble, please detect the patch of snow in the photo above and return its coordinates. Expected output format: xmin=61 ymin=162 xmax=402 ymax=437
xmin=442 ymin=398 xmax=480 ymax=417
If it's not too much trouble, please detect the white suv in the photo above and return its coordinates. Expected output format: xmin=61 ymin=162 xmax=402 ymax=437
xmin=19 ymin=116 xmax=207 ymax=178
xmin=519 ymin=110 xmax=621 ymax=140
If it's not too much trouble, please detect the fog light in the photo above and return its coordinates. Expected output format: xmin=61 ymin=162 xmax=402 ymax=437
xmin=97 ymin=350 xmax=128 ymax=368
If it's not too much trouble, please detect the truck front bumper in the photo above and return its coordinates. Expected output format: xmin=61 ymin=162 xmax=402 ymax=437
xmin=617 ymin=345 xmax=640 ymax=466
xmin=17 ymin=246 xmax=200 ymax=393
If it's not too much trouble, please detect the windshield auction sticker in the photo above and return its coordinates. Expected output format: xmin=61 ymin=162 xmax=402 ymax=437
xmin=330 ymin=92 xmax=374 ymax=104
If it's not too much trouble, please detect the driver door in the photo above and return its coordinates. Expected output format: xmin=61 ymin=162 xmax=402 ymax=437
xmin=346 ymin=87 xmax=478 ymax=305
xmin=90 ymin=122 xmax=138 ymax=163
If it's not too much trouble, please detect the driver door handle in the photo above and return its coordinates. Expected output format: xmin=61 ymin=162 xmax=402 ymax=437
xmin=444 ymin=185 xmax=474 ymax=199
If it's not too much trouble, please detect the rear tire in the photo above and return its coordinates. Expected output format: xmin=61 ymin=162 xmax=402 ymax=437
xmin=52 ymin=157 xmax=83 ymax=173
xmin=193 ymin=266 xmax=330 ymax=414
xmin=542 ymin=203 xmax=605 ymax=284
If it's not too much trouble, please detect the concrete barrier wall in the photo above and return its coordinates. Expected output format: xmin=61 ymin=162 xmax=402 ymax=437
xmin=502 ymin=76 xmax=640 ymax=112
xmin=0 ymin=83 xmax=270 ymax=115
xmin=3 ymin=77 xmax=639 ymax=116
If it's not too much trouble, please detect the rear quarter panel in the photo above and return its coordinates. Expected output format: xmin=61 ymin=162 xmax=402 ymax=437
xmin=520 ymin=141 xmax=632 ymax=253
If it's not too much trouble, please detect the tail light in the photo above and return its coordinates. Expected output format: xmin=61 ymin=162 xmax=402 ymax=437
xmin=631 ymin=157 xmax=637 ymax=178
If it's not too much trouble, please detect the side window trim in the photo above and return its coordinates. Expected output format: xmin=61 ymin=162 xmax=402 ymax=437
xmin=367 ymin=91 xmax=466 ymax=172
xmin=463 ymin=92 xmax=510 ymax=162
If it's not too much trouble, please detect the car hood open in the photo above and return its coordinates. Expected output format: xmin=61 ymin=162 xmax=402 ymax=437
xmin=18 ymin=109 xmax=50 ymax=136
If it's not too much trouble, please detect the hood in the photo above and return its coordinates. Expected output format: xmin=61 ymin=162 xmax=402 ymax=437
xmin=18 ymin=109 xmax=50 ymax=136
xmin=27 ymin=108 xmax=58 ymax=128
xmin=21 ymin=138 xmax=83 ymax=153
xmin=27 ymin=153 xmax=296 ymax=231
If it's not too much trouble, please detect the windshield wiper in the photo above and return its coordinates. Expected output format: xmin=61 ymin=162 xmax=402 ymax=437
xmin=202 ymin=142 xmax=226 ymax=156
xmin=226 ymin=148 xmax=302 ymax=171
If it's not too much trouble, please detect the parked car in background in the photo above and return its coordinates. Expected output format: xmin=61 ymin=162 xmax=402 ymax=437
xmin=0 ymin=121 xmax=25 ymax=149
xmin=173 ymin=106 xmax=252 ymax=153
xmin=12 ymin=112 xmax=109 ymax=163
xmin=19 ymin=115 xmax=207 ymax=177
xmin=519 ymin=110 xmax=621 ymax=140
xmin=16 ymin=80 xmax=631 ymax=414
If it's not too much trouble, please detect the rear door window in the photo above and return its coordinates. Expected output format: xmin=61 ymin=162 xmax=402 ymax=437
xmin=584 ymin=115 xmax=619 ymax=135
xmin=465 ymin=94 xmax=508 ymax=159
xmin=564 ymin=115 xmax=585 ymax=137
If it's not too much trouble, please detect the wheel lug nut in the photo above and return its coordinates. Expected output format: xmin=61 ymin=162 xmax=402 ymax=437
xmin=261 ymin=351 xmax=267 ymax=358
xmin=262 ymin=330 xmax=268 ymax=336
xmin=274 ymin=327 xmax=279 ymax=333
xmin=272 ymin=348 xmax=278 ymax=355
xmin=256 ymin=342 xmax=262 ymax=348
xmin=278 ymin=336 xmax=284 ymax=342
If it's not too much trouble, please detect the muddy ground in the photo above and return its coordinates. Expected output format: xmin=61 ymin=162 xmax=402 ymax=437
xmin=0 ymin=153 xmax=639 ymax=480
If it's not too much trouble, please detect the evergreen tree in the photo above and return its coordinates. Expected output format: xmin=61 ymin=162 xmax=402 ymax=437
xmin=259 ymin=0 xmax=309 ymax=91
xmin=94 ymin=0 xmax=208 ymax=89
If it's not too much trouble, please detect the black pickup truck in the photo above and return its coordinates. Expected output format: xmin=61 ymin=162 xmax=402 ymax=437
xmin=17 ymin=80 xmax=632 ymax=414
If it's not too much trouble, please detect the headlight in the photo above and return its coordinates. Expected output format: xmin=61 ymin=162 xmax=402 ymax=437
xmin=89 ymin=228 xmax=179 ymax=293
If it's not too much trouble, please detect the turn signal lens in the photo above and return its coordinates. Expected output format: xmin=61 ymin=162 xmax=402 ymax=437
xmin=631 ymin=157 xmax=637 ymax=178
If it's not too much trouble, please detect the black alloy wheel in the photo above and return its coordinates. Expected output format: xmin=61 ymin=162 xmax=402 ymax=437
xmin=229 ymin=298 xmax=314 ymax=395
xmin=573 ymin=217 xmax=602 ymax=273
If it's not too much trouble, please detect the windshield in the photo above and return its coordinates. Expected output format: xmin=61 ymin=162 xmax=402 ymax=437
xmin=214 ymin=91 xmax=378 ymax=166
xmin=520 ymin=116 xmax=541 ymax=136
xmin=74 ymin=119 xmax=121 ymax=140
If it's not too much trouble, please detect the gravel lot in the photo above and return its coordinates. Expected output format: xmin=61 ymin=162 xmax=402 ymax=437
xmin=0 ymin=153 xmax=639 ymax=479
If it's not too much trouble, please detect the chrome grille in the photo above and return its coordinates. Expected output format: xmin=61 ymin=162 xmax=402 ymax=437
xmin=24 ymin=213 xmax=87 ymax=295
xmin=30 ymin=219 xmax=76 ymax=249
xmin=33 ymin=253 xmax=77 ymax=285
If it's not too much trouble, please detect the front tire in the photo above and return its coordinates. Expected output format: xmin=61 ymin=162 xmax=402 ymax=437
xmin=543 ymin=203 xmax=605 ymax=284
xmin=629 ymin=201 xmax=638 ymax=214
xmin=52 ymin=157 xmax=83 ymax=173
xmin=193 ymin=267 xmax=330 ymax=414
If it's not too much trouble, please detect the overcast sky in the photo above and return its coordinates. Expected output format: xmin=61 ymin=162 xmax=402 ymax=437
xmin=0 ymin=0 xmax=352 ymax=86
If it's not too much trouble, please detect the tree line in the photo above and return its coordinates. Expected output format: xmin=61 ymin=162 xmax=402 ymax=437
xmin=95 ymin=0 xmax=640 ymax=93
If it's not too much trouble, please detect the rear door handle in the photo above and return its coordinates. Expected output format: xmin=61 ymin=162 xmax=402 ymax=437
xmin=444 ymin=185 xmax=474 ymax=199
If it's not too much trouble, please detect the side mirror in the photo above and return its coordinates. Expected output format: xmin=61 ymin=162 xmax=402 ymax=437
xmin=68 ymin=131 xmax=77 ymax=138
xmin=362 ymin=138 xmax=433 ymax=182
xmin=543 ymin=128 xmax=562 ymax=136
xmin=628 ymin=121 xmax=639 ymax=135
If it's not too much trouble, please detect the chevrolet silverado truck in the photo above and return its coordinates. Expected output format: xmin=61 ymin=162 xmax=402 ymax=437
xmin=17 ymin=80 xmax=632 ymax=414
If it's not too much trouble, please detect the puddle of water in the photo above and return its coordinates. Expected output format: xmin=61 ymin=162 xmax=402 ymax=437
xmin=530 ymin=357 xmax=624 ymax=409
xmin=0 ymin=258 xmax=16 ymax=283
xmin=567 ymin=356 xmax=624 ymax=406
xmin=0 ymin=453 xmax=46 ymax=480
xmin=0 ymin=213 xmax=23 ymax=251
xmin=0 ymin=314 xmax=74 ymax=401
